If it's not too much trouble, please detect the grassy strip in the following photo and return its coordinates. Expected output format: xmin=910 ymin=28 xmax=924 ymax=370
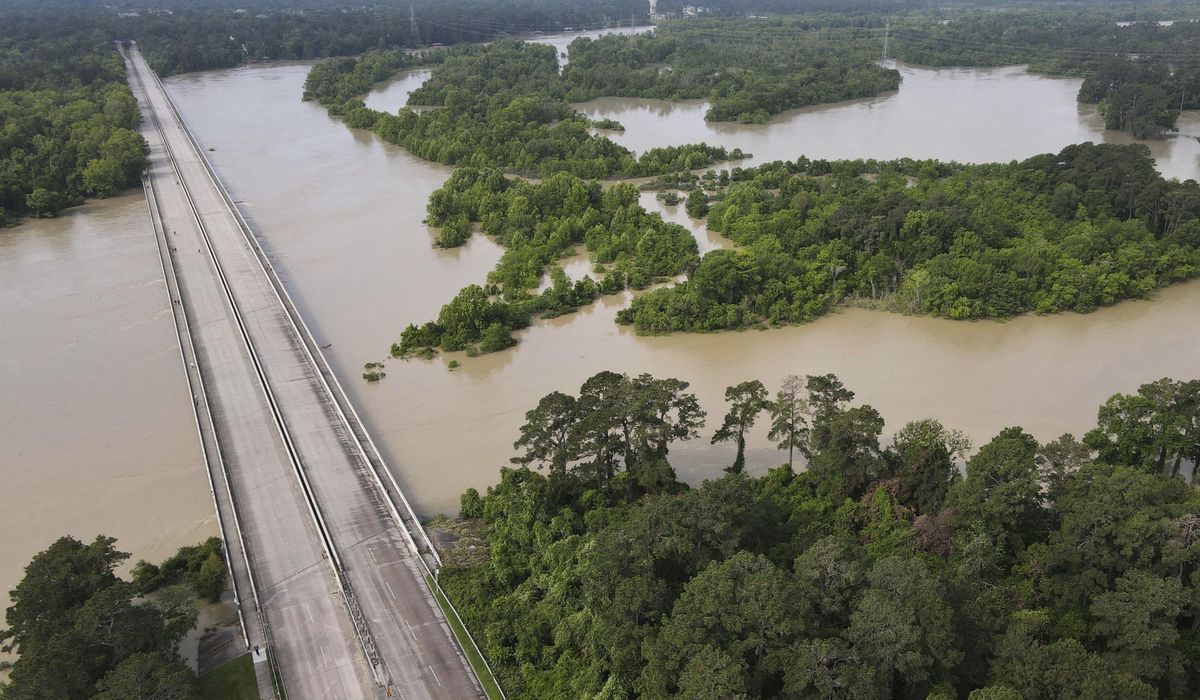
xmin=427 ymin=575 xmax=504 ymax=700
xmin=198 ymin=653 xmax=258 ymax=700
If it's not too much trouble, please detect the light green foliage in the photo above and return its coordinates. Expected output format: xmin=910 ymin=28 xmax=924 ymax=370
xmin=459 ymin=487 xmax=484 ymax=519
xmin=0 ymin=19 xmax=150 ymax=224
xmin=685 ymin=188 xmax=708 ymax=218
xmin=130 ymin=537 xmax=227 ymax=603
xmin=397 ymin=170 xmax=700 ymax=356
xmin=622 ymin=144 xmax=1200 ymax=333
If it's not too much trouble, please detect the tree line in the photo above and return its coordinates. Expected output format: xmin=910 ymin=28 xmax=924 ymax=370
xmin=621 ymin=142 xmax=1200 ymax=334
xmin=305 ymin=39 xmax=741 ymax=179
xmin=561 ymin=17 xmax=901 ymax=123
xmin=0 ymin=28 xmax=148 ymax=224
xmin=0 ymin=537 xmax=227 ymax=699
xmin=3 ymin=0 xmax=651 ymax=77
xmin=890 ymin=9 xmax=1200 ymax=138
xmin=443 ymin=371 xmax=1200 ymax=698
xmin=0 ymin=0 xmax=648 ymax=224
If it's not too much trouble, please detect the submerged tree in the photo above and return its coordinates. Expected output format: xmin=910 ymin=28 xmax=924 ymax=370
xmin=1 ymin=536 xmax=199 ymax=699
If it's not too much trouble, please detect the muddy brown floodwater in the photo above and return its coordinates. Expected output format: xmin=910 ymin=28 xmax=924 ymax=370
xmin=0 ymin=193 xmax=215 ymax=619
xmin=162 ymin=58 xmax=1199 ymax=516
xmin=4 ymin=45 xmax=1200 ymax=614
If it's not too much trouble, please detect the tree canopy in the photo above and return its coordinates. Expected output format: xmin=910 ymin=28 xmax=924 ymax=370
xmin=439 ymin=373 xmax=1200 ymax=698
xmin=0 ymin=536 xmax=222 ymax=700
xmin=622 ymin=143 xmax=1200 ymax=333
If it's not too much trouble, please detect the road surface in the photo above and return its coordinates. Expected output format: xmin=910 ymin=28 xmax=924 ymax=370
xmin=124 ymin=44 xmax=486 ymax=700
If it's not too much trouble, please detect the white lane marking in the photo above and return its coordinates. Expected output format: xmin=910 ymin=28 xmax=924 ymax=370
xmin=384 ymin=581 xmax=396 ymax=601
xmin=320 ymin=646 xmax=328 ymax=668
xmin=306 ymin=604 xmax=314 ymax=624
xmin=429 ymin=665 xmax=442 ymax=687
xmin=405 ymin=619 xmax=417 ymax=641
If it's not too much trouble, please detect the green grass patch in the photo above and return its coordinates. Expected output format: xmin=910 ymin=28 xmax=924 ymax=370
xmin=198 ymin=653 xmax=258 ymax=700
xmin=427 ymin=575 xmax=504 ymax=700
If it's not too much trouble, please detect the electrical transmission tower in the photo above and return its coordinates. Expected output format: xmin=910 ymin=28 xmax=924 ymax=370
xmin=881 ymin=20 xmax=891 ymax=64
xmin=410 ymin=4 xmax=421 ymax=46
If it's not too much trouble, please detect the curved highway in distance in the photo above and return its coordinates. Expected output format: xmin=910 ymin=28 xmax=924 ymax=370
xmin=124 ymin=44 xmax=486 ymax=700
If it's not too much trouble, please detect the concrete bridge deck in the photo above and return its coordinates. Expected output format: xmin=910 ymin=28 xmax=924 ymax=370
xmin=124 ymin=44 xmax=486 ymax=700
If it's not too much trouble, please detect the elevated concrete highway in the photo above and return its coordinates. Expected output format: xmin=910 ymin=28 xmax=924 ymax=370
xmin=124 ymin=44 xmax=488 ymax=700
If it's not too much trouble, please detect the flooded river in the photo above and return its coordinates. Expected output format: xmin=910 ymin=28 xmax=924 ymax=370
xmin=163 ymin=57 xmax=1199 ymax=514
xmin=3 ymin=44 xmax=1199 ymax=608
xmin=0 ymin=193 xmax=215 ymax=612
xmin=572 ymin=62 xmax=1200 ymax=181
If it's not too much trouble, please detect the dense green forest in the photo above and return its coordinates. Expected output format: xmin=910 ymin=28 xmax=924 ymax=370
xmin=394 ymin=168 xmax=704 ymax=356
xmin=621 ymin=142 xmax=1200 ymax=334
xmin=441 ymin=372 xmax=1200 ymax=698
xmin=305 ymin=40 xmax=741 ymax=178
xmin=0 ymin=537 xmax=227 ymax=699
xmin=0 ymin=31 xmax=147 ymax=224
xmin=561 ymin=18 xmax=901 ymax=123
xmin=890 ymin=12 xmax=1200 ymax=138
xmin=0 ymin=0 xmax=648 ymax=224
xmin=131 ymin=0 xmax=649 ymax=76
xmin=2 ymin=0 xmax=650 ymax=76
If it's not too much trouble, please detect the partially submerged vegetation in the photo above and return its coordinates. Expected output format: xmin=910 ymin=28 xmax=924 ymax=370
xmin=296 ymin=11 xmax=1200 ymax=369
xmin=892 ymin=10 xmax=1200 ymax=138
xmin=562 ymin=17 xmax=901 ymax=123
xmin=394 ymin=141 xmax=1200 ymax=363
xmin=441 ymin=372 xmax=1200 ymax=698
xmin=305 ymin=41 xmax=742 ymax=179
xmin=623 ymin=142 xmax=1200 ymax=333
xmin=0 ymin=32 xmax=147 ymax=224
xmin=395 ymin=169 xmax=698 ymax=357
xmin=1 ymin=536 xmax=229 ymax=699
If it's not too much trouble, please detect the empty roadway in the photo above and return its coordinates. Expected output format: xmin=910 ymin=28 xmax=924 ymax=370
xmin=125 ymin=45 xmax=485 ymax=700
